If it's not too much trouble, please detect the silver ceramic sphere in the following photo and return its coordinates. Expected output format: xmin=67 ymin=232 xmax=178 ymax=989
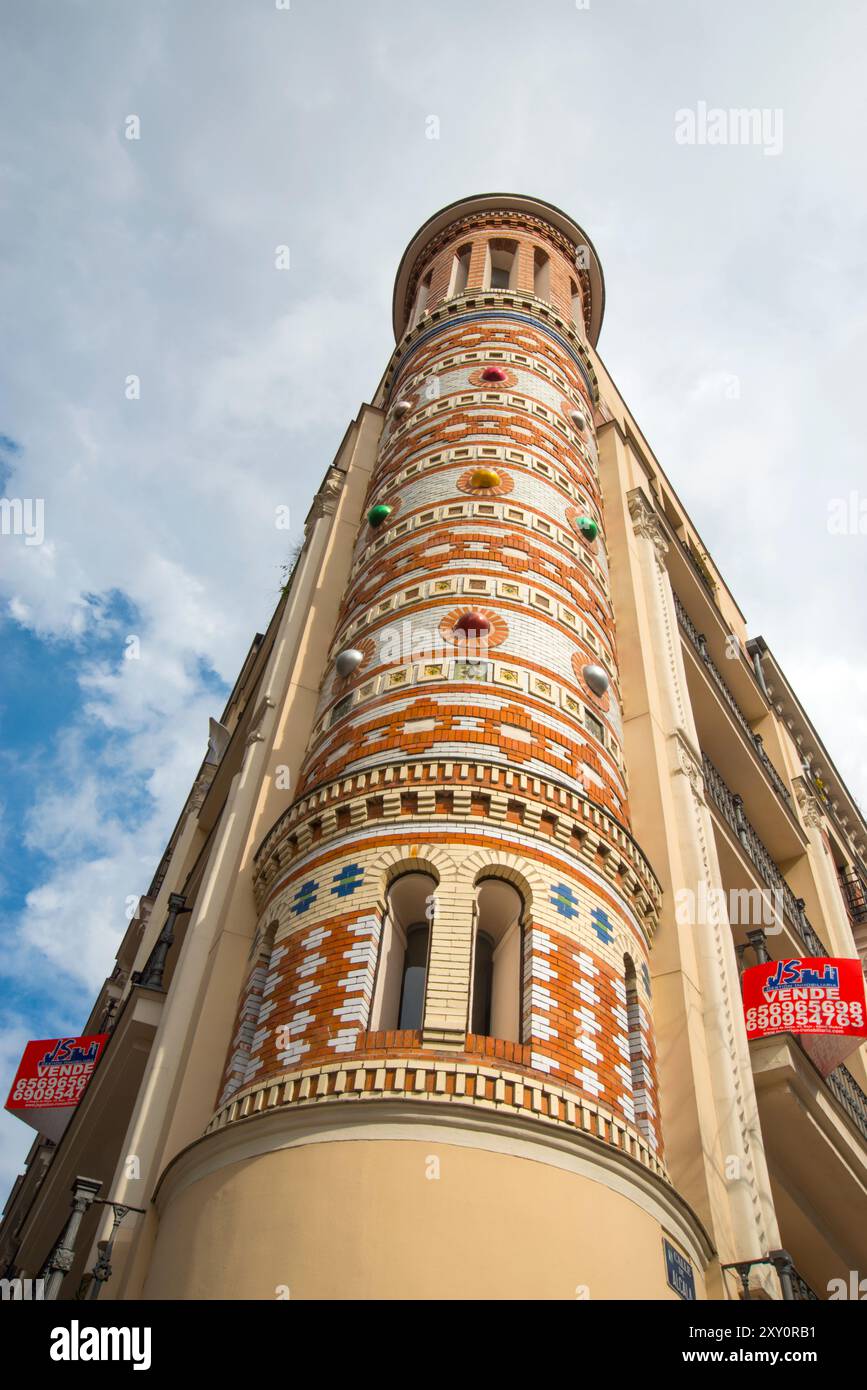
xmin=336 ymin=648 xmax=364 ymax=678
xmin=583 ymin=663 xmax=610 ymax=696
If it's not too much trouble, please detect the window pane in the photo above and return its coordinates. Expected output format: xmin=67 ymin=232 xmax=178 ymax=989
xmin=471 ymin=933 xmax=494 ymax=1035
xmin=398 ymin=925 xmax=428 ymax=1030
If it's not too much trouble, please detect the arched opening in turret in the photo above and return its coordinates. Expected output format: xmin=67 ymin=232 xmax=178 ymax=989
xmin=533 ymin=247 xmax=551 ymax=302
xmin=570 ymin=277 xmax=583 ymax=329
xmin=470 ymin=879 xmax=524 ymax=1041
xmin=410 ymin=270 xmax=432 ymax=329
xmin=371 ymin=871 xmax=436 ymax=1032
xmin=448 ymin=243 xmax=472 ymax=297
xmin=486 ymin=238 xmax=518 ymax=291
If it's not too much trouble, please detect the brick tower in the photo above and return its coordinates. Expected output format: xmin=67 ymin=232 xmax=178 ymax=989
xmin=216 ymin=195 xmax=664 ymax=1156
xmin=174 ymin=195 xmax=696 ymax=1298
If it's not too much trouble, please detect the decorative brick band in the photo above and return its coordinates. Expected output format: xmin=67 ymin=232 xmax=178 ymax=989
xmin=252 ymin=760 xmax=662 ymax=930
xmin=206 ymin=1055 xmax=667 ymax=1182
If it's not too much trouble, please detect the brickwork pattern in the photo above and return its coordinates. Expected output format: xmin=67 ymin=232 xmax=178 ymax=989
xmin=218 ymin=251 xmax=666 ymax=1159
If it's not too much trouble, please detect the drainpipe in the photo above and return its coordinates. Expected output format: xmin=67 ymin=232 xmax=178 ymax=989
xmin=746 ymin=636 xmax=771 ymax=701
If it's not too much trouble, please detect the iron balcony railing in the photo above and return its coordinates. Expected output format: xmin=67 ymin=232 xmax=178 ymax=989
xmin=703 ymin=753 xmax=867 ymax=1144
xmin=839 ymin=864 xmax=867 ymax=926
xmin=673 ymin=593 xmax=793 ymax=812
xmin=679 ymin=534 xmax=718 ymax=598
xmin=823 ymin=1062 xmax=867 ymax=1144
xmin=702 ymin=753 xmax=824 ymax=955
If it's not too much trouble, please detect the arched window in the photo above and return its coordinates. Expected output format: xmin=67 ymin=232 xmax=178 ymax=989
xmin=410 ymin=271 xmax=432 ymax=329
xmin=470 ymin=879 xmax=523 ymax=1040
xmin=624 ymin=954 xmax=652 ymax=1141
xmin=570 ymin=278 xmax=583 ymax=329
xmin=486 ymin=238 xmax=518 ymax=291
xmin=370 ymin=871 xmax=435 ymax=1032
xmin=533 ymin=248 xmax=551 ymax=301
xmin=449 ymin=244 xmax=472 ymax=297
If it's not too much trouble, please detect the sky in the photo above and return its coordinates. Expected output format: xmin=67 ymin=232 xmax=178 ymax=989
xmin=1 ymin=0 xmax=866 ymax=1191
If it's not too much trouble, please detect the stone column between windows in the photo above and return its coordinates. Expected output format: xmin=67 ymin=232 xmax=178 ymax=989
xmin=422 ymin=875 xmax=477 ymax=1049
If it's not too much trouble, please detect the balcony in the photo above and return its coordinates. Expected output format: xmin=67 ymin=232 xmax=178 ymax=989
xmin=839 ymin=864 xmax=867 ymax=928
xmin=750 ymin=1033 xmax=867 ymax=1297
xmin=669 ymin=597 xmax=805 ymax=867
xmin=702 ymin=753 xmax=825 ymax=957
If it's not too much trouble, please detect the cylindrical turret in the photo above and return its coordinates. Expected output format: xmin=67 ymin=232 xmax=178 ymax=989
xmin=217 ymin=195 xmax=662 ymax=1154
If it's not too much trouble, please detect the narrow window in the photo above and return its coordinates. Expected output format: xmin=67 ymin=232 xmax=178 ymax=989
xmin=398 ymin=925 xmax=429 ymax=1029
xmin=449 ymin=244 xmax=472 ymax=296
xmin=486 ymin=238 xmax=518 ymax=291
xmin=533 ymin=248 xmax=551 ymax=301
xmin=570 ymin=278 xmax=583 ymax=329
xmin=410 ymin=270 xmax=432 ymax=329
xmin=370 ymin=871 xmax=436 ymax=1032
xmin=470 ymin=879 xmax=523 ymax=1040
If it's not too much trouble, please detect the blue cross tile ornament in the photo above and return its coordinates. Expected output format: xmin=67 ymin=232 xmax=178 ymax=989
xmin=291 ymin=880 xmax=318 ymax=915
xmin=331 ymin=863 xmax=364 ymax=898
xmin=551 ymin=883 xmax=580 ymax=920
xmin=590 ymin=907 xmax=614 ymax=944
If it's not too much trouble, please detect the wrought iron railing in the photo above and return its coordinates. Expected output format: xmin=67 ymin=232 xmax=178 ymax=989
xmin=839 ymin=864 xmax=867 ymax=926
xmin=701 ymin=754 xmax=825 ymax=956
xmin=674 ymin=594 xmax=793 ymax=811
xmin=824 ymin=1062 xmax=867 ymax=1144
xmin=679 ymin=535 xmax=718 ymax=598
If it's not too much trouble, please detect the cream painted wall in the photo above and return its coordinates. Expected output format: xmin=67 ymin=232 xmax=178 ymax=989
xmin=144 ymin=1134 xmax=706 ymax=1301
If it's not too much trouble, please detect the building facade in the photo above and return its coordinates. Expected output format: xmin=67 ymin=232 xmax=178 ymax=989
xmin=3 ymin=194 xmax=867 ymax=1301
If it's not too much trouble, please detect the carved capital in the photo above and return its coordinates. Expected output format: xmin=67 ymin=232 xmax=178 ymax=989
xmin=793 ymin=775 xmax=827 ymax=830
xmin=627 ymin=487 xmax=668 ymax=570
xmin=309 ymin=466 xmax=344 ymax=521
xmin=670 ymin=729 xmax=705 ymax=799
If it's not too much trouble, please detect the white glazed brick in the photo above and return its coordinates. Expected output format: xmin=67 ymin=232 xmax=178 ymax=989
xmin=301 ymin=926 xmax=332 ymax=950
xmin=575 ymin=1066 xmax=604 ymax=1097
xmin=573 ymin=950 xmax=600 ymax=977
xmin=530 ymin=1052 xmax=559 ymax=1074
xmin=531 ymin=955 xmax=558 ymax=982
xmin=574 ymin=979 xmax=600 ymax=1006
xmin=297 ymin=952 xmax=326 ymax=978
xmin=528 ymin=984 xmax=555 ymax=1013
xmin=530 ymin=1015 xmax=558 ymax=1042
xmin=277 ymin=1039 xmax=311 ymax=1068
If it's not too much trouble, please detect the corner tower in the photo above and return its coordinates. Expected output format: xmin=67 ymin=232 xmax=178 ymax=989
xmin=141 ymin=196 xmax=711 ymax=1299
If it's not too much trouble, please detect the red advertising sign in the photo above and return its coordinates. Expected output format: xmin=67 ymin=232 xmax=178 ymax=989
xmin=743 ymin=958 xmax=867 ymax=1076
xmin=5 ymin=1035 xmax=109 ymax=1140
